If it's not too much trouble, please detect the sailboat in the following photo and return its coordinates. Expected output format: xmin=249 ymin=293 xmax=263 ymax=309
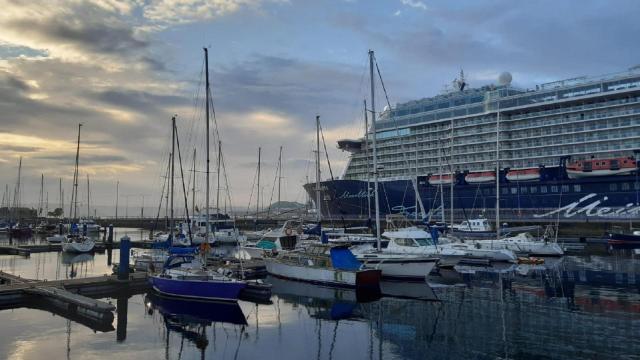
xmin=149 ymin=48 xmax=246 ymax=301
xmin=331 ymin=51 xmax=438 ymax=280
xmin=62 ymin=124 xmax=95 ymax=253
xmin=8 ymin=157 xmax=33 ymax=237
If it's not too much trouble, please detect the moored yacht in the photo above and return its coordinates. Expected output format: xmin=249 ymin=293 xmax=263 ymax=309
xmin=264 ymin=244 xmax=381 ymax=290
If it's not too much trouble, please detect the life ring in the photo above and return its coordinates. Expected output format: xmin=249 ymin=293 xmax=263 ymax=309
xmin=285 ymin=228 xmax=293 ymax=236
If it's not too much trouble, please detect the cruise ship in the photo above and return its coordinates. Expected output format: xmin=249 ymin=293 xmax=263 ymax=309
xmin=304 ymin=67 xmax=640 ymax=223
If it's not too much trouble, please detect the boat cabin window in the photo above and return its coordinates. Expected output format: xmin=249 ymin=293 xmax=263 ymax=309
xmin=394 ymin=238 xmax=417 ymax=247
xmin=414 ymin=238 xmax=433 ymax=246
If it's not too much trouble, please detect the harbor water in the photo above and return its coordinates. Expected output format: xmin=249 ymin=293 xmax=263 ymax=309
xmin=0 ymin=228 xmax=638 ymax=359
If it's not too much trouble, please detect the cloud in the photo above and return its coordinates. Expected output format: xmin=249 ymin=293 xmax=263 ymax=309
xmin=400 ymin=0 xmax=427 ymax=10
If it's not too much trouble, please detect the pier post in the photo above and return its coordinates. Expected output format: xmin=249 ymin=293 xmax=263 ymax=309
xmin=59 ymin=223 xmax=64 ymax=235
xmin=82 ymin=223 xmax=87 ymax=236
xmin=116 ymin=294 xmax=128 ymax=342
xmin=118 ymin=235 xmax=130 ymax=280
xmin=107 ymin=225 xmax=114 ymax=244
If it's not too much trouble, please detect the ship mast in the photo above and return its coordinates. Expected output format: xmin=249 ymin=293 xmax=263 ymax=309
xmin=495 ymin=101 xmax=501 ymax=241
xmin=70 ymin=124 xmax=81 ymax=222
xmin=170 ymin=116 xmax=176 ymax=242
xmin=315 ymin=115 xmax=322 ymax=222
xmin=257 ymin=147 xmax=261 ymax=219
xmin=369 ymin=50 xmax=381 ymax=251
xmin=364 ymin=100 xmax=371 ymax=220
xmin=204 ymin=47 xmax=211 ymax=243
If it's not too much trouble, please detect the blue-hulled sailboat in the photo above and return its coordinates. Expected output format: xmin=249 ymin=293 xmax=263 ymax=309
xmin=149 ymin=48 xmax=246 ymax=302
xmin=149 ymin=255 xmax=246 ymax=301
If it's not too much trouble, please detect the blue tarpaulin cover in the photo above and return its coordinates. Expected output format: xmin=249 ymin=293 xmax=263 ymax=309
xmin=330 ymin=247 xmax=361 ymax=271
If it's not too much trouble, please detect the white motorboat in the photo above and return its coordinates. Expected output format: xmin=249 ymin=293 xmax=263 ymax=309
xmin=356 ymin=252 xmax=438 ymax=281
xmin=374 ymin=227 xmax=466 ymax=267
xmin=186 ymin=213 xmax=246 ymax=245
xmin=470 ymin=232 xmax=564 ymax=256
xmin=46 ymin=234 xmax=67 ymax=243
xmin=132 ymin=249 xmax=168 ymax=272
xmin=61 ymin=234 xmax=95 ymax=253
xmin=438 ymin=239 xmax=518 ymax=263
xmin=78 ymin=218 xmax=101 ymax=233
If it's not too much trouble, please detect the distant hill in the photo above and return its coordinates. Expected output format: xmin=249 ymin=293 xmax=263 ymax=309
xmin=267 ymin=201 xmax=305 ymax=210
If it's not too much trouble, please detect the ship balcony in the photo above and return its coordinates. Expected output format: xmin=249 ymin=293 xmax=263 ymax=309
xmin=337 ymin=139 xmax=363 ymax=153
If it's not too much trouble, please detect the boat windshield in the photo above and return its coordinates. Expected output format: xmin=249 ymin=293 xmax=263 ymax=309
xmin=414 ymin=238 xmax=433 ymax=246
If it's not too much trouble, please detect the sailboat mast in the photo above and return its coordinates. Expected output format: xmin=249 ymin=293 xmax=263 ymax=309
xmin=86 ymin=174 xmax=90 ymax=218
xmin=170 ymin=116 xmax=176 ymax=239
xmin=257 ymin=147 xmax=261 ymax=218
xmin=450 ymin=118 xmax=454 ymax=226
xmin=204 ymin=48 xmax=211 ymax=241
xmin=495 ymin=102 xmax=501 ymax=239
xmin=16 ymin=157 xmax=22 ymax=220
xmin=71 ymin=124 xmax=81 ymax=221
xmin=115 ymin=180 xmax=119 ymax=221
xmin=364 ymin=99 xmax=371 ymax=220
xmin=59 ymin=178 xmax=63 ymax=218
xmin=277 ymin=145 xmax=282 ymax=206
xmin=39 ymin=174 xmax=44 ymax=217
xmin=216 ymin=140 xmax=221 ymax=215
xmin=192 ymin=148 xmax=196 ymax=219
xmin=315 ymin=115 xmax=322 ymax=222
xmin=369 ymin=50 xmax=381 ymax=250
xmin=438 ymin=147 xmax=445 ymax=223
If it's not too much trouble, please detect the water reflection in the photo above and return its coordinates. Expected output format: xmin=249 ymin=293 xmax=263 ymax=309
xmin=0 ymin=228 xmax=638 ymax=359
xmin=145 ymin=293 xmax=247 ymax=358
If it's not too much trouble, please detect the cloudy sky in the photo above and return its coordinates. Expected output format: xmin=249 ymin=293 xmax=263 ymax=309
xmin=1 ymin=0 xmax=639 ymax=216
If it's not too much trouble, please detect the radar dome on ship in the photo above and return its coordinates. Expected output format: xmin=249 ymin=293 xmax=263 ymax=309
xmin=498 ymin=72 xmax=512 ymax=86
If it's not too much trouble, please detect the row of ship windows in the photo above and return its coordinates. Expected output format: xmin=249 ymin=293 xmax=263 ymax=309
xmin=377 ymin=90 xmax=640 ymax=133
xmin=373 ymin=112 xmax=640 ymax=150
xmin=504 ymin=106 xmax=640 ymax=131
xmin=496 ymin=182 xmax=639 ymax=196
xmin=366 ymin=136 xmax=640 ymax=165
xmin=507 ymin=95 xmax=640 ymax=122
xmin=370 ymin=126 xmax=640 ymax=156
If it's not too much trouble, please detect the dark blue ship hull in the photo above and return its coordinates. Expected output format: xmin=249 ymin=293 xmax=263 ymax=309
xmin=305 ymin=167 xmax=640 ymax=223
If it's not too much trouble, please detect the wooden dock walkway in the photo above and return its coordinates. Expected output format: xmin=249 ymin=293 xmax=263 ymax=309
xmin=0 ymin=241 xmax=156 ymax=257
xmin=0 ymin=270 xmax=148 ymax=324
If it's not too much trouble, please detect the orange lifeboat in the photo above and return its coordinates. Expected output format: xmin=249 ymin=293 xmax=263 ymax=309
xmin=506 ymin=168 xmax=540 ymax=182
xmin=428 ymin=174 xmax=453 ymax=186
xmin=566 ymin=156 xmax=637 ymax=179
xmin=464 ymin=171 xmax=496 ymax=184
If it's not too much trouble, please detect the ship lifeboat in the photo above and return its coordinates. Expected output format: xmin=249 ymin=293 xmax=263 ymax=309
xmin=566 ymin=156 xmax=637 ymax=179
xmin=506 ymin=168 xmax=540 ymax=182
xmin=465 ymin=171 xmax=496 ymax=183
xmin=428 ymin=174 xmax=453 ymax=185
